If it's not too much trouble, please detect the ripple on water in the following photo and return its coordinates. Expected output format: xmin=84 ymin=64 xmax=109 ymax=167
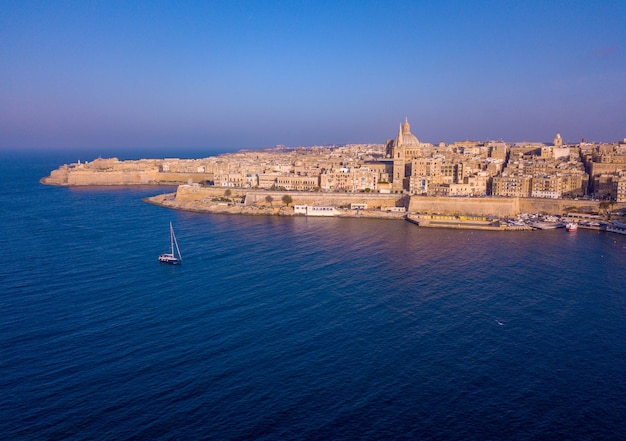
xmin=2 ymin=158 xmax=626 ymax=439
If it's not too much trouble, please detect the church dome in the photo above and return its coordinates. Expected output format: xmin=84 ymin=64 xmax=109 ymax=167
xmin=400 ymin=132 xmax=420 ymax=146
xmin=395 ymin=118 xmax=420 ymax=146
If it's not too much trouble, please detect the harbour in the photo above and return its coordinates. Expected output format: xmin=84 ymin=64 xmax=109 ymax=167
xmin=2 ymin=153 xmax=626 ymax=440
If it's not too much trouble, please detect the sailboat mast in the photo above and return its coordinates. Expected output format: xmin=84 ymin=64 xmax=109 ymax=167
xmin=174 ymin=234 xmax=182 ymax=261
xmin=170 ymin=222 xmax=175 ymax=254
xmin=170 ymin=222 xmax=182 ymax=261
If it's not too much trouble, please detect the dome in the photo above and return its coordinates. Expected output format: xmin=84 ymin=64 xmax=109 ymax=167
xmin=395 ymin=118 xmax=420 ymax=146
xmin=400 ymin=132 xmax=420 ymax=146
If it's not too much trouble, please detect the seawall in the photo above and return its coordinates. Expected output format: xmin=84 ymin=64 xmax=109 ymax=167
xmin=408 ymin=196 xmax=615 ymax=216
xmin=162 ymin=186 xmax=624 ymax=218
xmin=173 ymin=185 xmax=408 ymax=210
xmin=41 ymin=162 xmax=215 ymax=186
xmin=144 ymin=186 xmax=408 ymax=219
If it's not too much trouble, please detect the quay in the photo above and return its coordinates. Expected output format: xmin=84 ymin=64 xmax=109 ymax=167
xmin=143 ymin=185 xmax=626 ymax=234
xmin=406 ymin=214 xmax=505 ymax=231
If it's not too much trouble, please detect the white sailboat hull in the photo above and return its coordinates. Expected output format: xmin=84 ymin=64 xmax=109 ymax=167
xmin=158 ymin=253 xmax=181 ymax=264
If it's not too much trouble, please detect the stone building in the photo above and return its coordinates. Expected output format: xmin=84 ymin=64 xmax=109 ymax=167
xmin=491 ymin=175 xmax=532 ymax=197
xmin=615 ymin=172 xmax=626 ymax=202
xmin=275 ymin=174 xmax=320 ymax=191
xmin=319 ymin=167 xmax=378 ymax=192
xmin=386 ymin=118 xmax=430 ymax=191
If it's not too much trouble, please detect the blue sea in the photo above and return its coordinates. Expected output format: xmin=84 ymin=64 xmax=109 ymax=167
xmin=1 ymin=151 xmax=626 ymax=440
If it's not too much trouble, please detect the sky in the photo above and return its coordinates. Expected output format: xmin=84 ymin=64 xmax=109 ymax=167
xmin=1 ymin=0 xmax=625 ymax=155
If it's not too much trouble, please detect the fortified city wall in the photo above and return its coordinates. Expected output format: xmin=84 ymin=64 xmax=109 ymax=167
xmin=65 ymin=170 xmax=160 ymax=185
xmin=408 ymin=196 xmax=617 ymax=216
xmin=173 ymin=186 xmax=624 ymax=216
xmin=517 ymin=198 xmax=607 ymax=215
xmin=42 ymin=157 xmax=624 ymax=217
xmin=174 ymin=185 xmax=407 ymax=209
xmin=42 ymin=167 xmax=214 ymax=186
xmin=408 ymin=197 xmax=519 ymax=217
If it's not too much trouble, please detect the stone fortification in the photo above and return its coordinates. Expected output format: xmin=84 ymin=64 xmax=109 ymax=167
xmin=41 ymin=158 xmax=215 ymax=186
xmin=408 ymin=196 xmax=520 ymax=217
xmin=145 ymin=187 xmax=408 ymax=219
xmin=43 ymin=167 xmax=214 ymax=186
xmin=517 ymin=197 xmax=609 ymax=215
xmin=155 ymin=185 xmax=625 ymax=218
xmin=65 ymin=169 xmax=161 ymax=185
xmin=173 ymin=185 xmax=407 ymax=209
xmin=243 ymin=190 xmax=406 ymax=209
xmin=408 ymin=195 xmax=621 ymax=216
xmin=173 ymin=185 xmax=246 ymax=202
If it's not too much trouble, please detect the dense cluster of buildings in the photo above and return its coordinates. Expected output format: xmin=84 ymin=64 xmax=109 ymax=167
xmin=160 ymin=119 xmax=626 ymax=202
xmin=48 ymin=120 xmax=626 ymax=202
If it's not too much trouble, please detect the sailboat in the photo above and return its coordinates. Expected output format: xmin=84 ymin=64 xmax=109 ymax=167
xmin=158 ymin=222 xmax=182 ymax=264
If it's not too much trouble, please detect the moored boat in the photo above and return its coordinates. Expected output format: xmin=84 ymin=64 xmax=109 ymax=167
xmin=605 ymin=221 xmax=626 ymax=235
xmin=530 ymin=221 xmax=564 ymax=230
xmin=566 ymin=222 xmax=578 ymax=232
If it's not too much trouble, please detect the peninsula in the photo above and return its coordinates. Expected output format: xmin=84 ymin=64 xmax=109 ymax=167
xmin=42 ymin=120 xmax=626 ymax=228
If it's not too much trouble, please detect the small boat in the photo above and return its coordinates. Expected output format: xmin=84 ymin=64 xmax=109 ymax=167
xmin=159 ymin=222 xmax=182 ymax=264
xmin=566 ymin=222 xmax=578 ymax=232
xmin=605 ymin=221 xmax=626 ymax=235
xmin=530 ymin=221 xmax=564 ymax=230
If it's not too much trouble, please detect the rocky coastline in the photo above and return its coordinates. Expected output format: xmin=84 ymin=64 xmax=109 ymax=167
xmin=42 ymin=162 xmax=626 ymax=232
xmin=143 ymin=193 xmax=407 ymax=220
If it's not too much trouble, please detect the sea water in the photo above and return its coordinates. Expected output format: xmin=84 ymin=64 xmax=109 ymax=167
xmin=1 ymin=151 xmax=625 ymax=440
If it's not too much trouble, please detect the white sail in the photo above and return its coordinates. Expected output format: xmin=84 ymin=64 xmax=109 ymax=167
xmin=159 ymin=222 xmax=182 ymax=264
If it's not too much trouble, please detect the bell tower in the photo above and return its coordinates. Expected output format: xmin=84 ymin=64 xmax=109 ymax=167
xmin=392 ymin=123 xmax=406 ymax=191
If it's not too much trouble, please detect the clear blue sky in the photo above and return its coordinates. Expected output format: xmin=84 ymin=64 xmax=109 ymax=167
xmin=1 ymin=0 xmax=625 ymax=153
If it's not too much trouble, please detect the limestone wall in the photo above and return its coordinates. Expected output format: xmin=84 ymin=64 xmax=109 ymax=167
xmin=517 ymin=198 xmax=604 ymax=214
xmin=41 ymin=167 xmax=70 ymax=185
xmin=408 ymin=196 xmax=623 ymax=216
xmin=42 ymin=167 xmax=215 ymax=186
xmin=174 ymin=185 xmax=406 ymax=208
xmin=245 ymin=191 xmax=406 ymax=208
xmin=65 ymin=170 xmax=161 ymax=185
xmin=408 ymin=196 xmax=519 ymax=217
xmin=174 ymin=185 xmax=245 ymax=203
xmin=175 ymin=187 xmax=625 ymax=216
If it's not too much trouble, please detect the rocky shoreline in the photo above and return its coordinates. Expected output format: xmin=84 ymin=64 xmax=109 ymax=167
xmin=143 ymin=192 xmax=626 ymax=235
xmin=143 ymin=193 xmax=407 ymax=220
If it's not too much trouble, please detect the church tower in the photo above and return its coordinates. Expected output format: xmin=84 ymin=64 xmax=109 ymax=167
xmin=553 ymin=133 xmax=563 ymax=147
xmin=391 ymin=118 xmax=420 ymax=191
xmin=392 ymin=123 xmax=406 ymax=191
